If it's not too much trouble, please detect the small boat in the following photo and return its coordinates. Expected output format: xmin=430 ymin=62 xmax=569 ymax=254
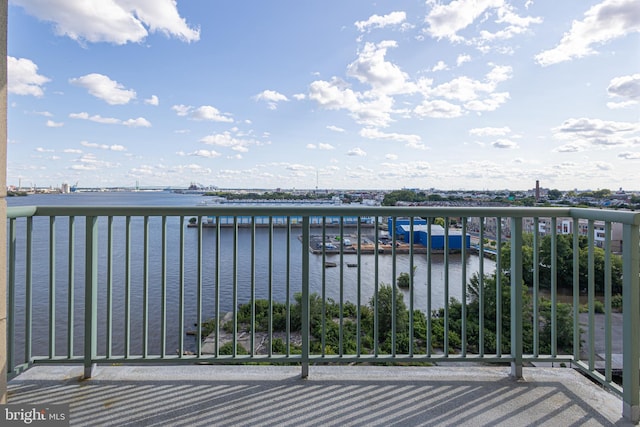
xmin=346 ymin=263 xmax=358 ymax=267
xmin=324 ymin=262 xmax=337 ymax=268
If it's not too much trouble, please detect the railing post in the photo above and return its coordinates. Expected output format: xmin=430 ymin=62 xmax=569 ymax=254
xmin=301 ymin=216 xmax=310 ymax=378
xmin=510 ymin=217 xmax=523 ymax=378
xmin=84 ymin=216 xmax=98 ymax=379
xmin=622 ymin=222 xmax=640 ymax=422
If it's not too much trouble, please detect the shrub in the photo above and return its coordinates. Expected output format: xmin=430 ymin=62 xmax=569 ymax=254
xmin=612 ymin=294 xmax=623 ymax=312
xmin=219 ymin=342 xmax=248 ymax=355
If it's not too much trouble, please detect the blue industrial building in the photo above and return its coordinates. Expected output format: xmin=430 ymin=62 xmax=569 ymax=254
xmin=389 ymin=218 xmax=470 ymax=250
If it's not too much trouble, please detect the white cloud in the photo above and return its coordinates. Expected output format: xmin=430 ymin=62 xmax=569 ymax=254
xmin=491 ymin=139 xmax=518 ymax=149
xmin=307 ymin=143 xmax=335 ymax=150
xmin=414 ymin=100 xmax=464 ymax=118
xmin=359 ymin=128 xmax=422 ymax=144
xmin=608 ymin=73 xmax=640 ymax=100
xmin=309 ymin=78 xmax=395 ymax=127
xmin=432 ymin=61 xmax=448 ymax=72
xmin=69 ymin=112 xmax=121 ymax=124
xmin=254 ymin=90 xmax=288 ymax=110
xmin=186 ymin=150 xmax=221 ymax=158
xmin=69 ymin=73 xmax=136 ymax=105
xmin=8 ymin=56 xmax=50 ymax=96
xmin=477 ymin=4 xmax=542 ymax=42
xmin=355 ymin=11 xmax=407 ymax=32
xmin=172 ymin=104 xmax=233 ymax=122
xmin=535 ymin=0 xmax=640 ymax=66
xmin=200 ymin=131 xmax=260 ymax=152
xmin=145 ymin=95 xmax=159 ymax=106
xmin=456 ymin=54 xmax=471 ymax=66
xmin=607 ymin=100 xmax=638 ymax=109
xmin=46 ymin=120 xmax=64 ymax=128
xmin=425 ymin=0 xmax=504 ymax=41
xmin=123 ymin=117 xmax=152 ymax=127
xmin=347 ymin=41 xmax=415 ymax=96
xmin=469 ymin=126 xmax=511 ymax=136
xmin=172 ymin=104 xmax=191 ymax=116
xmin=618 ymin=152 xmax=640 ymax=160
xmin=326 ymin=125 xmax=345 ymax=133
xmin=347 ymin=147 xmax=367 ymax=156
xmin=36 ymin=147 xmax=54 ymax=153
xmin=63 ymin=148 xmax=83 ymax=154
xmin=69 ymin=112 xmax=150 ymax=127
xmin=552 ymin=117 xmax=640 ymax=148
xmin=11 ymin=0 xmax=200 ymax=45
xmin=405 ymin=141 xmax=429 ymax=150
xmin=385 ymin=153 xmax=398 ymax=160
xmin=80 ymin=141 xmax=127 ymax=151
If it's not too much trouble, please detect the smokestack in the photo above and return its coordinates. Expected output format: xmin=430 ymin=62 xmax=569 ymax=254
xmin=535 ymin=180 xmax=540 ymax=202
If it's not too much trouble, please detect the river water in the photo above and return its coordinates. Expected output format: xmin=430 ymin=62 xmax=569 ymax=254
xmin=7 ymin=191 xmax=495 ymax=356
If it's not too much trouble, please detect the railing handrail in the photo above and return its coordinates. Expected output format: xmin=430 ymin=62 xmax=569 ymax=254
xmin=8 ymin=204 xmax=640 ymax=225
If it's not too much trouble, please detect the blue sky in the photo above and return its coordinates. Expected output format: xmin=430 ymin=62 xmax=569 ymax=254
xmin=7 ymin=0 xmax=640 ymax=191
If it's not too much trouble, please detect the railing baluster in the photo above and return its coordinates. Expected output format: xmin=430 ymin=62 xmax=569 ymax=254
xmin=391 ymin=216 xmax=397 ymax=356
xmin=604 ymin=221 xmax=612 ymax=382
xmin=495 ymin=216 xmax=502 ymax=357
xmin=143 ymin=216 xmax=149 ymax=358
xmin=7 ymin=217 xmax=16 ymax=372
xmin=67 ymin=216 xmax=76 ymax=359
xmin=125 ymin=216 xmax=131 ymax=358
xmin=426 ymin=218 xmax=432 ymax=357
xmin=339 ymin=217 xmax=344 ymax=356
xmin=374 ymin=216 xmax=379 ymax=357
xmin=461 ymin=217 xmax=467 ymax=357
xmin=268 ymin=216 xmax=273 ymax=357
xmin=161 ymin=215 xmax=167 ymax=358
xmin=48 ymin=216 xmax=55 ymax=359
xmin=551 ymin=218 xmax=557 ymax=357
xmin=301 ymin=216 xmax=310 ymax=378
xmin=179 ymin=216 xmax=185 ymax=358
xmin=572 ymin=218 xmax=580 ymax=361
xmin=357 ymin=217 xmax=362 ymax=357
xmin=83 ymin=216 xmax=97 ymax=378
xmin=478 ymin=217 xmax=484 ymax=357
xmin=250 ymin=217 xmax=256 ymax=357
xmin=215 ymin=216 xmax=221 ymax=357
xmin=286 ymin=217 xmax=291 ymax=356
xmin=409 ymin=217 xmax=414 ymax=357
xmin=533 ymin=217 xmax=539 ymax=357
xmin=25 ymin=217 xmax=32 ymax=366
xmin=105 ymin=216 xmax=111 ymax=359
xmin=510 ymin=216 xmax=523 ymax=378
xmin=444 ymin=218 xmax=449 ymax=357
xmin=588 ymin=220 xmax=595 ymax=369
xmin=231 ymin=217 xmax=237 ymax=357
xmin=321 ymin=216 xmax=326 ymax=357
xmin=197 ymin=215 xmax=204 ymax=357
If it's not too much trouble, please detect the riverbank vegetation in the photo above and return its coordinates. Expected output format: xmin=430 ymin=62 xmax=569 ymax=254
xmin=206 ymin=277 xmax=576 ymax=357
xmin=204 ymin=231 xmax=620 ymax=357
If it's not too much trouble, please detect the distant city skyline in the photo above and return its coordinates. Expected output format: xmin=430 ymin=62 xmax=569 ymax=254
xmin=7 ymin=0 xmax=640 ymax=191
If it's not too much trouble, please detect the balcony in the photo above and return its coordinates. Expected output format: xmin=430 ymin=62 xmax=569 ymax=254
xmin=5 ymin=205 xmax=640 ymax=424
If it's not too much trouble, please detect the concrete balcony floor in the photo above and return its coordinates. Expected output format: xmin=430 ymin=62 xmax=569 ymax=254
xmin=7 ymin=364 xmax=632 ymax=426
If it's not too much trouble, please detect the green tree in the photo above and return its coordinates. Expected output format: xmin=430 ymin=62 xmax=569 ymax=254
xmin=368 ymin=283 xmax=409 ymax=352
xmin=547 ymin=189 xmax=563 ymax=200
xmin=500 ymin=233 xmax=622 ymax=294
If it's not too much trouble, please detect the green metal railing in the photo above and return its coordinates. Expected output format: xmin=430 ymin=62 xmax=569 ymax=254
xmin=6 ymin=205 xmax=640 ymax=421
